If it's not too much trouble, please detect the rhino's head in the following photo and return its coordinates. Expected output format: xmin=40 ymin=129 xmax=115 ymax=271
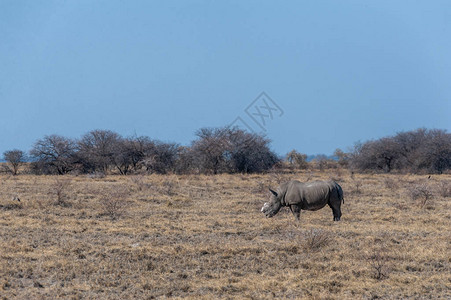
xmin=261 ymin=188 xmax=282 ymax=218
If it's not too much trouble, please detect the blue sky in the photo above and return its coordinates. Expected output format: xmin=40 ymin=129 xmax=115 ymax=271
xmin=1 ymin=1 xmax=450 ymax=156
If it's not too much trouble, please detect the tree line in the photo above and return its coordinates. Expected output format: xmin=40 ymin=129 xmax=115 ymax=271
xmin=2 ymin=127 xmax=450 ymax=175
xmin=285 ymin=128 xmax=451 ymax=174
xmin=348 ymin=128 xmax=451 ymax=174
xmin=2 ymin=127 xmax=277 ymax=175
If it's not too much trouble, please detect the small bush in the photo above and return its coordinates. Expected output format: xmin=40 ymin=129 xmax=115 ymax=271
xmin=100 ymin=187 xmax=129 ymax=220
xmin=384 ymin=177 xmax=399 ymax=190
xmin=0 ymin=196 xmax=22 ymax=210
xmin=331 ymin=168 xmax=343 ymax=181
xmin=270 ymin=169 xmax=288 ymax=184
xmin=162 ymin=179 xmax=176 ymax=196
xmin=352 ymin=180 xmax=362 ymax=195
xmin=367 ymin=247 xmax=390 ymax=280
xmin=437 ymin=180 xmax=451 ymax=198
xmin=87 ymin=172 xmax=106 ymax=179
xmin=52 ymin=178 xmax=72 ymax=206
xmin=254 ymin=180 xmax=270 ymax=195
xmin=301 ymin=229 xmax=331 ymax=252
xmin=408 ymin=183 xmax=434 ymax=208
xmin=130 ymin=175 xmax=149 ymax=191
xmin=305 ymin=171 xmax=314 ymax=182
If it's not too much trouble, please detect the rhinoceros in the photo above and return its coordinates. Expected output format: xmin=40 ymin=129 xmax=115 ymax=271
xmin=261 ymin=180 xmax=344 ymax=221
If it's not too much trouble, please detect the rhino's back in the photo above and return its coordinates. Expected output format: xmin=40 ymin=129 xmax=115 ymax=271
xmin=285 ymin=180 xmax=335 ymax=210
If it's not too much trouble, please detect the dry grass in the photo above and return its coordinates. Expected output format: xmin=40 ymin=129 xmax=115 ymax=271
xmin=0 ymin=171 xmax=450 ymax=299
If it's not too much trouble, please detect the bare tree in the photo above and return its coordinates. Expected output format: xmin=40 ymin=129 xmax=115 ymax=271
xmin=104 ymin=134 xmax=180 ymax=175
xmin=2 ymin=149 xmax=26 ymax=175
xmin=363 ymin=138 xmax=400 ymax=172
xmin=125 ymin=136 xmax=153 ymax=172
xmin=190 ymin=127 xmax=278 ymax=174
xmin=143 ymin=141 xmax=180 ymax=174
xmin=77 ymin=130 xmax=122 ymax=174
xmin=111 ymin=138 xmax=136 ymax=175
xmin=333 ymin=148 xmax=349 ymax=168
xmin=350 ymin=128 xmax=451 ymax=174
xmin=312 ymin=154 xmax=334 ymax=171
xmin=418 ymin=129 xmax=451 ymax=174
xmin=30 ymin=135 xmax=77 ymax=175
xmin=286 ymin=150 xmax=308 ymax=169
xmin=392 ymin=128 xmax=427 ymax=169
xmin=228 ymin=129 xmax=278 ymax=173
xmin=174 ymin=146 xmax=197 ymax=174
xmin=191 ymin=127 xmax=231 ymax=174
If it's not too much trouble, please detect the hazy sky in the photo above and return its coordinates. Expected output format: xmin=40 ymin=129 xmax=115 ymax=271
xmin=1 ymin=1 xmax=450 ymax=156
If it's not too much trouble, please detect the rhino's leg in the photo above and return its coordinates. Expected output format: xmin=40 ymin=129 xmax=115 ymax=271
xmin=290 ymin=205 xmax=301 ymax=221
xmin=328 ymin=204 xmax=341 ymax=221
xmin=327 ymin=188 xmax=342 ymax=221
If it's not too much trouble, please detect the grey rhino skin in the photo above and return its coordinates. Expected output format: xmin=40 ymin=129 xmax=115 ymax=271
xmin=261 ymin=180 xmax=344 ymax=221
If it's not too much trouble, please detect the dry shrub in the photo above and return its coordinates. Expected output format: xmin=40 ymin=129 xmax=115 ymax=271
xmin=254 ymin=180 xmax=266 ymax=194
xmin=305 ymin=171 xmax=314 ymax=182
xmin=186 ymin=185 xmax=208 ymax=199
xmin=162 ymin=179 xmax=176 ymax=196
xmin=130 ymin=175 xmax=149 ymax=191
xmin=100 ymin=186 xmax=129 ymax=220
xmin=254 ymin=180 xmax=272 ymax=195
xmin=330 ymin=168 xmax=343 ymax=181
xmin=383 ymin=177 xmax=399 ymax=190
xmin=408 ymin=183 xmax=434 ymax=208
xmin=367 ymin=247 xmax=390 ymax=280
xmin=51 ymin=178 xmax=72 ymax=206
xmin=87 ymin=171 xmax=105 ymax=179
xmin=270 ymin=170 xmax=286 ymax=184
xmin=437 ymin=180 xmax=451 ymax=198
xmin=301 ymin=229 xmax=332 ymax=252
xmin=0 ymin=164 xmax=11 ymax=174
xmin=352 ymin=180 xmax=362 ymax=195
xmin=0 ymin=196 xmax=22 ymax=210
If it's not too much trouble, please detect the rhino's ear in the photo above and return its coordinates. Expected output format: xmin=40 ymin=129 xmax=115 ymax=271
xmin=269 ymin=188 xmax=278 ymax=197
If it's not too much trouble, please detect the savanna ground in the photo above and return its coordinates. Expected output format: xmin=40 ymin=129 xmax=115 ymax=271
xmin=0 ymin=170 xmax=450 ymax=299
